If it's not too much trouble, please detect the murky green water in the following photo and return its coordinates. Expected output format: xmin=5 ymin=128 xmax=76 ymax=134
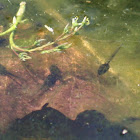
xmin=0 ymin=0 xmax=140 ymax=139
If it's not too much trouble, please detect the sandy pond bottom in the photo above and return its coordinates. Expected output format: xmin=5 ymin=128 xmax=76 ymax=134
xmin=0 ymin=42 xmax=139 ymax=140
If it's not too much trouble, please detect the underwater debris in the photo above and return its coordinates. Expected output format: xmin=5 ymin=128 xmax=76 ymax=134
xmin=120 ymin=128 xmax=128 ymax=135
xmin=44 ymin=24 xmax=54 ymax=34
xmin=98 ymin=45 xmax=122 ymax=75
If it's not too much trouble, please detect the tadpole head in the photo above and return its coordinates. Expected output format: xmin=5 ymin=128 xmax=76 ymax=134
xmin=98 ymin=63 xmax=110 ymax=75
xmin=50 ymin=65 xmax=61 ymax=75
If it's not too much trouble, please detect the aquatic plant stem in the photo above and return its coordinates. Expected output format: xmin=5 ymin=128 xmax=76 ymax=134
xmin=54 ymin=22 xmax=84 ymax=42
xmin=9 ymin=17 xmax=88 ymax=60
xmin=9 ymin=31 xmax=29 ymax=52
xmin=0 ymin=0 xmax=89 ymax=60
xmin=0 ymin=2 xmax=26 ymax=36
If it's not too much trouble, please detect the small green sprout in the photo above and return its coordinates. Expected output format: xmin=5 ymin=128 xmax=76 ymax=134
xmin=81 ymin=16 xmax=90 ymax=26
xmin=41 ymin=43 xmax=72 ymax=54
xmin=18 ymin=52 xmax=31 ymax=61
xmin=72 ymin=16 xmax=80 ymax=27
xmin=63 ymin=23 xmax=69 ymax=34
xmin=33 ymin=39 xmax=47 ymax=46
xmin=57 ymin=43 xmax=72 ymax=50
xmin=71 ymin=16 xmax=90 ymax=30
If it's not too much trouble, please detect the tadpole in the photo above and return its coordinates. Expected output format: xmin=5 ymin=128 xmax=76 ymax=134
xmin=30 ymin=65 xmax=63 ymax=105
xmin=40 ymin=65 xmax=62 ymax=91
xmin=98 ymin=45 xmax=122 ymax=75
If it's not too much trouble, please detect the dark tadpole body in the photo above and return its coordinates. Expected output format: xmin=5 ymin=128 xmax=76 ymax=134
xmin=40 ymin=65 xmax=62 ymax=91
xmin=30 ymin=65 xmax=62 ymax=105
xmin=40 ymin=74 xmax=58 ymax=90
xmin=98 ymin=45 xmax=122 ymax=75
xmin=98 ymin=63 xmax=110 ymax=75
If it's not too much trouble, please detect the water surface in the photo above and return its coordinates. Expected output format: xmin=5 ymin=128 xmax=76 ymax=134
xmin=0 ymin=0 xmax=140 ymax=139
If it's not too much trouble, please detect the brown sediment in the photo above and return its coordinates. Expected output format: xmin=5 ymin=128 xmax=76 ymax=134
xmin=0 ymin=42 xmax=114 ymax=132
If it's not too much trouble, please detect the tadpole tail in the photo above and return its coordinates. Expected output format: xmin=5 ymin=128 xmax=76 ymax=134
xmin=8 ymin=75 xmax=22 ymax=86
xmin=29 ymin=88 xmax=49 ymax=106
xmin=7 ymin=72 xmax=19 ymax=78
xmin=7 ymin=71 xmax=26 ymax=82
xmin=106 ymin=45 xmax=122 ymax=64
xmin=21 ymin=62 xmax=39 ymax=84
xmin=38 ymin=88 xmax=49 ymax=96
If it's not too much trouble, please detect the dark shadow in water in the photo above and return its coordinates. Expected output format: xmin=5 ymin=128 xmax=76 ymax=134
xmin=1 ymin=103 xmax=139 ymax=140
xmin=0 ymin=38 xmax=8 ymax=47
xmin=0 ymin=3 xmax=4 ymax=10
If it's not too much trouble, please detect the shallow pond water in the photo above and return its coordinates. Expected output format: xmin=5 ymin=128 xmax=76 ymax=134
xmin=0 ymin=0 xmax=140 ymax=140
